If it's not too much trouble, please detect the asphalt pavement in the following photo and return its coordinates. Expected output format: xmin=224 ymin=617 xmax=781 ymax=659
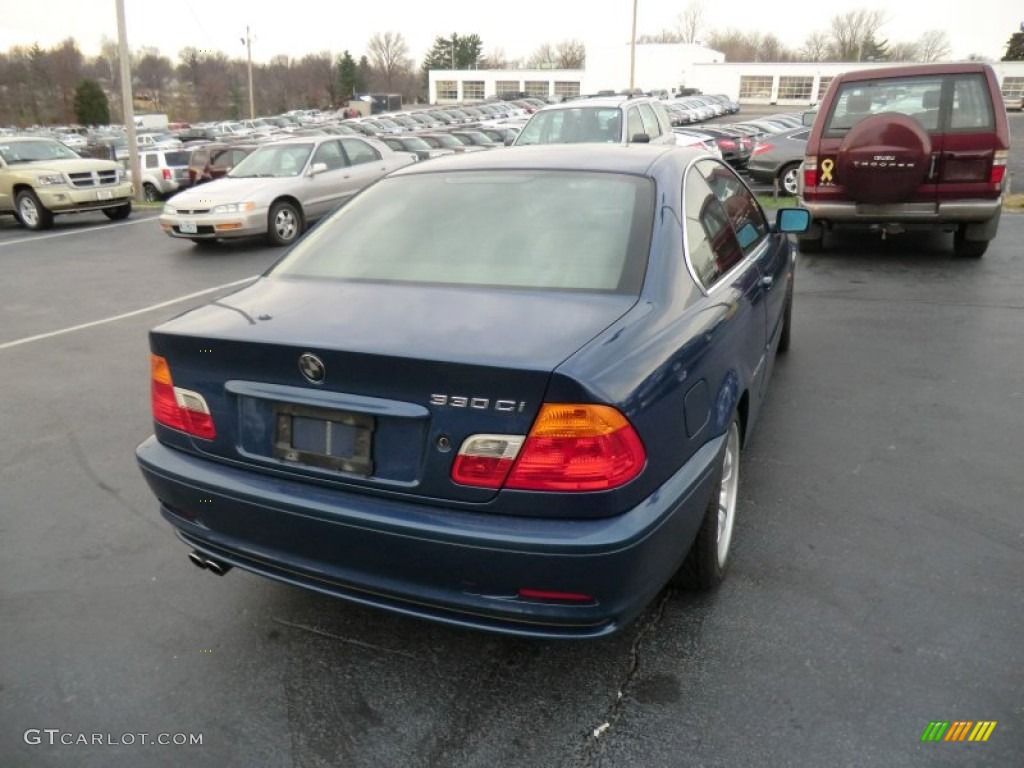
xmin=1 ymin=171 xmax=1022 ymax=766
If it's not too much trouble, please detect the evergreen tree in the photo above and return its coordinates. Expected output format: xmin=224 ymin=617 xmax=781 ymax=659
xmin=337 ymin=50 xmax=357 ymax=99
xmin=1003 ymin=32 xmax=1024 ymax=61
xmin=421 ymin=33 xmax=484 ymax=71
xmin=73 ymin=79 xmax=110 ymax=125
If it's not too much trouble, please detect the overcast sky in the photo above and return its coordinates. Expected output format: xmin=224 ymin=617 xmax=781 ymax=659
xmin=1 ymin=1 xmax=1019 ymax=64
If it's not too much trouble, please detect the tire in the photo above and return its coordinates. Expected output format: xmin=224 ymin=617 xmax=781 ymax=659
xmin=797 ymin=233 xmax=824 ymax=253
xmin=190 ymin=238 xmax=219 ymax=247
xmin=676 ymin=413 xmax=741 ymax=590
xmin=953 ymin=228 xmax=988 ymax=259
xmin=268 ymin=200 xmax=302 ymax=246
xmin=778 ymin=163 xmax=800 ymax=196
xmin=777 ymin=286 xmax=793 ymax=353
xmin=143 ymin=183 xmax=160 ymax=202
xmin=103 ymin=202 xmax=132 ymax=220
xmin=15 ymin=189 xmax=54 ymax=231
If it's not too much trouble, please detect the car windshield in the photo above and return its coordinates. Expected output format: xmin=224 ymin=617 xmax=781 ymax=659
xmin=517 ymin=108 xmax=623 ymax=145
xmin=229 ymin=143 xmax=313 ymax=178
xmin=269 ymin=171 xmax=653 ymax=293
xmin=401 ymin=137 xmax=432 ymax=151
xmin=164 ymin=150 xmax=190 ymax=166
xmin=427 ymin=134 xmax=461 ymax=148
xmin=0 ymin=139 xmax=80 ymax=163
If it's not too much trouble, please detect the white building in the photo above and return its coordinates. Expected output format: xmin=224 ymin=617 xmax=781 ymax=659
xmin=428 ymin=43 xmax=1024 ymax=107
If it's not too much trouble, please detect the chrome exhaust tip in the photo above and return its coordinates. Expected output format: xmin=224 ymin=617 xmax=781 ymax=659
xmin=204 ymin=558 xmax=232 ymax=576
xmin=188 ymin=550 xmax=208 ymax=570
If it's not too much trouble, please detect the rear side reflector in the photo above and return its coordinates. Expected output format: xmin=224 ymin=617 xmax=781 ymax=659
xmin=802 ymin=156 xmax=817 ymax=189
xmin=517 ymin=588 xmax=595 ymax=604
xmin=505 ymin=404 xmax=646 ymax=492
xmin=751 ymin=143 xmax=774 ymax=155
xmin=150 ymin=354 xmax=216 ymax=439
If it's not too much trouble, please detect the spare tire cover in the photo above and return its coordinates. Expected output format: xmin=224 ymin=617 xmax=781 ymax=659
xmin=836 ymin=113 xmax=931 ymax=204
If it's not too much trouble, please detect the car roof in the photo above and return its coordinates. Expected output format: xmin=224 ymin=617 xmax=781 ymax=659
xmin=833 ymin=61 xmax=991 ymax=82
xmin=388 ymin=143 xmax=701 ymax=178
xmin=532 ymin=96 xmax=662 ymax=111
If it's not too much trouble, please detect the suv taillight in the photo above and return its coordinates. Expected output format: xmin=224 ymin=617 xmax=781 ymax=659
xmin=802 ymin=156 xmax=818 ymax=190
xmin=162 ymin=168 xmax=172 ymax=180
xmin=991 ymin=150 xmax=1007 ymax=185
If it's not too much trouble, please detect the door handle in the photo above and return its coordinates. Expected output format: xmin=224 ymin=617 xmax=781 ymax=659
xmin=761 ymin=276 xmax=774 ymax=289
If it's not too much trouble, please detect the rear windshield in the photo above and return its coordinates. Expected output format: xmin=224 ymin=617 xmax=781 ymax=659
xmin=824 ymin=74 xmax=994 ymax=135
xmin=269 ymin=171 xmax=654 ymax=294
xmin=164 ymin=151 xmax=190 ymax=166
xmin=516 ymin=108 xmax=623 ymax=145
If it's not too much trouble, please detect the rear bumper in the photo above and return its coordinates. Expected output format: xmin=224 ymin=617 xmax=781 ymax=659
xmin=136 ymin=433 xmax=723 ymax=639
xmin=798 ymin=197 xmax=1002 ymax=224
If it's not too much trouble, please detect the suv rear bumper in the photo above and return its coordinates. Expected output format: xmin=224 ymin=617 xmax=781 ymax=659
xmin=799 ymin=197 xmax=1002 ymax=224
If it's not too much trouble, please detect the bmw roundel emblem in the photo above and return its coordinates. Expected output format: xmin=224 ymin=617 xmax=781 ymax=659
xmin=298 ymin=353 xmax=326 ymax=384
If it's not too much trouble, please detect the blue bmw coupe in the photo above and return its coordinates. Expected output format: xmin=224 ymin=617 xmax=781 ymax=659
xmin=136 ymin=144 xmax=809 ymax=638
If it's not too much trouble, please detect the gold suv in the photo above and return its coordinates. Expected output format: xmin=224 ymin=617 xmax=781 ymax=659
xmin=0 ymin=136 xmax=134 ymax=230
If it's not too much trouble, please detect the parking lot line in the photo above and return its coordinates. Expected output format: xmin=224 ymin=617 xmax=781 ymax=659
xmin=0 ymin=276 xmax=258 ymax=351
xmin=0 ymin=215 xmax=155 ymax=249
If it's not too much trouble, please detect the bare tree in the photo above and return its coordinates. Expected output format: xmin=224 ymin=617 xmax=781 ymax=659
xmin=367 ymin=31 xmax=410 ymax=91
xmin=483 ymin=47 xmax=509 ymax=69
xmin=917 ymin=30 xmax=951 ymax=62
xmin=705 ymin=29 xmax=760 ymax=62
xmin=555 ymin=39 xmax=586 ymax=68
xmin=801 ymin=31 xmax=831 ymax=62
xmin=135 ymin=47 xmax=173 ymax=111
xmin=826 ymin=9 xmax=887 ymax=61
xmin=676 ymin=0 xmax=706 ymax=44
xmin=888 ymin=41 xmax=919 ymax=62
xmin=527 ymin=43 xmax=557 ymax=68
xmin=49 ymin=38 xmax=83 ymax=123
xmin=638 ymin=30 xmax=683 ymax=44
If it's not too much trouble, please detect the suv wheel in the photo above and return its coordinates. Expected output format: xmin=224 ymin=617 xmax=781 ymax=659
xmin=953 ymin=228 xmax=988 ymax=259
xmin=103 ymin=203 xmax=132 ymax=221
xmin=143 ymin=183 xmax=159 ymax=202
xmin=15 ymin=190 xmax=55 ymax=231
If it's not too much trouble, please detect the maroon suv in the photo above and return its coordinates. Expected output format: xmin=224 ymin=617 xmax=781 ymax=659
xmin=799 ymin=63 xmax=1009 ymax=258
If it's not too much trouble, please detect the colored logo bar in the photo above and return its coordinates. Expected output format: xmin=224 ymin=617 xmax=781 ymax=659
xmin=921 ymin=721 xmax=997 ymax=742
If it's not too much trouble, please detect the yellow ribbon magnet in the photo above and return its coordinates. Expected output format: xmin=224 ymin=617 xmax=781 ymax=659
xmin=820 ymin=158 xmax=835 ymax=183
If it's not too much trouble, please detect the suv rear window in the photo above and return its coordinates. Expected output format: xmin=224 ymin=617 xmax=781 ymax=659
xmin=824 ymin=74 xmax=995 ymax=136
xmin=164 ymin=151 xmax=190 ymax=166
xmin=516 ymin=107 xmax=623 ymax=144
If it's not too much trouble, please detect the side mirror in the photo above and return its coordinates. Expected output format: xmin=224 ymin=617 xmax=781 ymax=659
xmin=630 ymin=133 xmax=651 ymax=144
xmin=308 ymin=162 xmax=328 ymax=176
xmin=775 ymin=207 xmax=811 ymax=233
xmin=801 ymin=110 xmax=817 ymax=126
xmin=504 ymin=135 xmax=515 ymax=146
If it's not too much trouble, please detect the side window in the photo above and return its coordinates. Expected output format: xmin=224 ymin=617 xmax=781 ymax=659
xmin=683 ymin=167 xmax=742 ymax=289
xmin=696 ymin=159 xmax=769 ymax=254
xmin=212 ymin=151 xmax=233 ymax=169
xmin=637 ymin=102 xmax=663 ymax=138
xmin=950 ymin=75 xmax=995 ymax=131
xmin=312 ymin=139 xmax=346 ymax=170
xmin=626 ymin=108 xmax=645 ymax=141
xmin=145 ymin=154 xmax=157 ymax=168
xmin=341 ymin=138 xmax=381 ymax=166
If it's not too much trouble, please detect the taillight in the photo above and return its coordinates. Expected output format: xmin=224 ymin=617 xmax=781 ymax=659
xmin=451 ymin=435 xmax=525 ymax=488
xmin=751 ymin=143 xmax=774 ymax=155
xmin=991 ymin=150 xmax=1007 ymax=185
xmin=506 ymin=404 xmax=645 ymax=491
xmin=150 ymin=354 xmax=216 ymax=439
xmin=451 ymin=404 xmax=646 ymax=492
xmin=802 ymin=156 xmax=818 ymax=189
xmin=718 ymin=139 xmax=737 ymax=150
xmin=162 ymin=168 xmax=172 ymax=180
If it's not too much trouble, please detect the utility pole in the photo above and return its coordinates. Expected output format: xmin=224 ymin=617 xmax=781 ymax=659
xmin=115 ymin=0 xmax=141 ymax=202
xmin=241 ymin=26 xmax=254 ymax=119
xmin=629 ymin=0 xmax=638 ymax=92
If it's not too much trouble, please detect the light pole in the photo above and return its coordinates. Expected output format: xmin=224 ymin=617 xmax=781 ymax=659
xmin=115 ymin=0 xmax=141 ymax=202
xmin=241 ymin=26 xmax=254 ymax=119
xmin=629 ymin=0 xmax=638 ymax=92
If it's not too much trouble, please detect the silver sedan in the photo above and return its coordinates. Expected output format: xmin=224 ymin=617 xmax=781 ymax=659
xmin=159 ymin=136 xmax=415 ymax=246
